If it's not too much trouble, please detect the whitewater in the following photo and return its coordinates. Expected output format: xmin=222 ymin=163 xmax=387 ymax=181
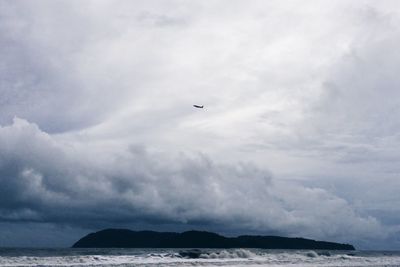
xmin=1 ymin=248 xmax=400 ymax=267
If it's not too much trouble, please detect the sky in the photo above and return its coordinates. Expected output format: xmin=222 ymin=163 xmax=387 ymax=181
xmin=1 ymin=0 xmax=400 ymax=249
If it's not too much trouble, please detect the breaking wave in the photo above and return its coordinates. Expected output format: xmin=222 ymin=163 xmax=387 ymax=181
xmin=0 ymin=248 xmax=400 ymax=266
xmin=199 ymin=249 xmax=256 ymax=259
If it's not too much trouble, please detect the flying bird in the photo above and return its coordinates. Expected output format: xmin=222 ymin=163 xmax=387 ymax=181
xmin=193 ymin=105 xmax=204 ymax=109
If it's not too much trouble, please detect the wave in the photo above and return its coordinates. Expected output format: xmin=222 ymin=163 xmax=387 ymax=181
xmin=1 ymin=249 xmax=400 ymax=267
xmin=198 ymin=249 xmax=256 ymax=259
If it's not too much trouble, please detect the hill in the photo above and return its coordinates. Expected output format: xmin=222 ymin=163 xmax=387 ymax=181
xmin=72 ymin=229 xmax=355 ymax=250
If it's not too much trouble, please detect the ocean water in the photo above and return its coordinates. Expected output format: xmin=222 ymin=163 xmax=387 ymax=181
xmin=0 ymin=248 xmax=400 ymax=267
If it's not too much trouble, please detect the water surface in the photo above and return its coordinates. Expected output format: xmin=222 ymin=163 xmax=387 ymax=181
xmin=1 ymin=248 xmax=399 ymax=266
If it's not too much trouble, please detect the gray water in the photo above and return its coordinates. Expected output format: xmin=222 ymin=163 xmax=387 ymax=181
xmin=0 ymin=248 xmax=400 ymax=266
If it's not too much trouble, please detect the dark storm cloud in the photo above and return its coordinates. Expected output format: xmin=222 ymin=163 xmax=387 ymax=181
xmin=0 ymin=118 xmax=383 ymax=246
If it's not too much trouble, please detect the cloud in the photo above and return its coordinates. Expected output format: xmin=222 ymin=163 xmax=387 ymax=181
xmin=1 ymin=0 xmax=400 ymax=249
xmin=0 ymin=0 xmax=191 ymax=133
xmin=0 ymin=118 xmax=385 ymax=247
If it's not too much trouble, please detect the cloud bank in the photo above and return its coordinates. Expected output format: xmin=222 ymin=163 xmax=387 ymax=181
xmin=0 ymin=118 xmax=385 ymax=247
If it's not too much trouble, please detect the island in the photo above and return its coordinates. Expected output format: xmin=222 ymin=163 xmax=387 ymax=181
xmin=72 ymin=229 xmax=355 ymax=250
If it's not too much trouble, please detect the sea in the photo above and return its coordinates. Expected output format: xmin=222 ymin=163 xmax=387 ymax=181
xmin=0 ymin=248 xmax=400 ymax=267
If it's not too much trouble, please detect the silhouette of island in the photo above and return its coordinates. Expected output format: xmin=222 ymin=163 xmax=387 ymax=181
xmin=72 ymin=229 xmax=355 ymax=250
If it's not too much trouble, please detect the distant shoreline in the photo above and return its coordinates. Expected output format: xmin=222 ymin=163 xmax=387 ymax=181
xmin=72 ymin=229 xmax=355 ymax=250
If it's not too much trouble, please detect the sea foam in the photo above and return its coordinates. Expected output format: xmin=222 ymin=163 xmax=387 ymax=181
xmin=1 ymin=248 xmax=400 ymax=267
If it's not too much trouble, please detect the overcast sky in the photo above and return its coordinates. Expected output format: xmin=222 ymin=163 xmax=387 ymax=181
xmin=1 ymin=0 xmax=400 ymax=249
